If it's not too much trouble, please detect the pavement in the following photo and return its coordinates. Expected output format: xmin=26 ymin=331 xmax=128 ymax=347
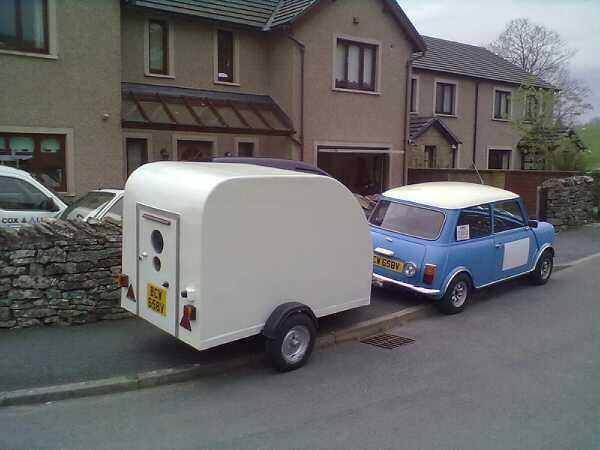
xmin=1 ymin=254 xmax=598 ymax=450
xmin=0 ymin=224 xmax=598 ymax=405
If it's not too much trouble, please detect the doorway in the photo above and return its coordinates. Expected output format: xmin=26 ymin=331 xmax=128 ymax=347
xmin=317 ymin=150 xmax=389 ymax=195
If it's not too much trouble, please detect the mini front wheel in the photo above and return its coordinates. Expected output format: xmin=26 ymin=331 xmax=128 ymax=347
xmin=436 ymin=273 xmax=471 ymax=315
xmin=529 ymin=250 xmax=553 ymax=285
xmin=266 ymin=313 xmax=316 ymax=372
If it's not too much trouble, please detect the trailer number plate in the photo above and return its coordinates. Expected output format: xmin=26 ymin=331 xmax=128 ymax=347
xmin=373 ymin=255 xmax=404 ymax=273
xmin=147 ymin=283 xmax=167 ymax=316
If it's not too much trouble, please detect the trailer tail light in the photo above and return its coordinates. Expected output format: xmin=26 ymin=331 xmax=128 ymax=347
xmin=180 ymin=304 xmax=196 ymax=331
xmin=116 ymin=273 xmax=129 ymax=288
xmin=126 ymin=285 xmax=136 ymax=302
xmin=423 ymin=264 xmax=437 ymax=285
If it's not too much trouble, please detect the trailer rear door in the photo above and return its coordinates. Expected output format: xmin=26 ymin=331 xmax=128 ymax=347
xmin=137 ymin=205 xmax=179 ymax=336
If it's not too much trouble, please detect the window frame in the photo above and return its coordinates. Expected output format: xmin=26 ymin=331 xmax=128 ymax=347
xmin=524 ymin=94 xmax=540 ymax=122
xmin=493 ymin=88 xmax=512 ymax=121
xmin=125 ymin=137 xmax=149 ymax=177
xmin=434 ymin=80 xmax=458 ymax=116
xmin=214 ymin=29 xmax=238 ymax=85
xmin=455 ymin=204 xmax=492 ymax=241
xmin=487 ymin=148 xmax=512 ymax=170
xmin=333 ymin=35 xmax=381 ymax=95
xmin=145 ymin=18 xmax=173 ymax=78
xmin=424 ymin=145 xmax=436 ymax=168
xmin=492 ymin=199 xmax=526 ymax=234
xmin=0 ymin=0 xmax=50 ymax=55
xmin=409 ymin=76 xmax=419 ymax=113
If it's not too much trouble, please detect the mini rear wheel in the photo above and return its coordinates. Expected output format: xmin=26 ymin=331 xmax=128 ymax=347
xmin=266 ymin=313 xmax=316 ymax=372
xmin=436 ymin=273 xmax=471 ymax=315
xmin=529 ymin=250 xmax=553 ymax=285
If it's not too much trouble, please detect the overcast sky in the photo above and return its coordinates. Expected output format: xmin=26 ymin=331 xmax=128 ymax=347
xmin=398 ymin=0 xmax=600 ymax=122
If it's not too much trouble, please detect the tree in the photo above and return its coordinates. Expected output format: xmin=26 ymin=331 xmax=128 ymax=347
xmin=489 ymin=18 xmax=591 ymax=127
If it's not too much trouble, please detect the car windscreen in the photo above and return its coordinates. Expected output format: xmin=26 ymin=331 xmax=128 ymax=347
xmin=369 ymin=200 xmax=445 ymax=240
xmin=60 ymin=192 xmax=115 ymax=221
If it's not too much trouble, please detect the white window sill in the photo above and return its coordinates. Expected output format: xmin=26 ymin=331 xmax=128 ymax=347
xmin=434 ymin=113 xmax=457 ymax=118
xmin=332 ymin=87 xmax=381 ymax=96
xmin=492 ymin=117 xmax=511 ymax=122
xmin=0 ymin=48 xmax=57 ymax=59
xmin=144 ymin=71 xmax=175 ymax=79
xmin=214 ymin=80 xmax=240 ymax=87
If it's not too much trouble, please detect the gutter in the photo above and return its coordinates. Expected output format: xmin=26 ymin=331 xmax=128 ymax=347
xmin=403 ymin=51 xmax=425 ymax=185
xmin=287 ymin=34 xmax=305 ymax=160
xmin=472 ymin=81 xmax=480 ymax=166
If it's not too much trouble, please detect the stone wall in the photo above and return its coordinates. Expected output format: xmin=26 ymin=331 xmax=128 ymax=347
xmin=0 ymin=219 xmax=129 ymax=329
xmin=541 ymin=175 xmax=595 ymax=230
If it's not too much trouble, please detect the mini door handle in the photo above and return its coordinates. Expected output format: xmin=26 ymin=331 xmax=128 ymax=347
xmin=374 ymin=247 xmax=395 ymax=257
xmin=495 ymin=243 xmax=503 ymax=248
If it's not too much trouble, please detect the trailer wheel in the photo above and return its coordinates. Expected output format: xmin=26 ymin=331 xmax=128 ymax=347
xmin=266 ymin=313 xmax=316 ymax=372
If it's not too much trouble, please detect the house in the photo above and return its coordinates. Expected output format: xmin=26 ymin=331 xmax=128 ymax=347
xmin=408 ymin=35 xmax=555 ymax=172
xmin=1 ymin=0 xmax=425 ymax=197
xmin=0 ymin=1 xmax=556 ymax=200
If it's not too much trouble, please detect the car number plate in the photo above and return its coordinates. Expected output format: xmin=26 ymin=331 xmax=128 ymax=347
xmin=147 ymin=283 xmax=166 ymax=316
xmin=373 ymin=254 xmax=404 ymax=272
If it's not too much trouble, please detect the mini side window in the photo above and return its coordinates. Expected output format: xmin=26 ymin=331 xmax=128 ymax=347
xmin=456 ymin=204 xmax=491 ymax=241
xmin=493 ymin=200 xmax=525 ymax=233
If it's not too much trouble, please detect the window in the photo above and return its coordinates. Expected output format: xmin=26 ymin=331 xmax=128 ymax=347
xmin=435 ymin=82 xmax=456 ymax=115
xmin=0 ymin=133 xmax=66 ymax=191
xmin=0 ymin=0 xmax=48 ymax=54
xmin=0 ymin=175 xmax=53 ymax=211
xmin=525 ymin=95 xmax=539 ymax=121
xmin=370 ymin=200 xmax=445 ymax=240
xmin=148 ymin=19 xmax=168 ymax=75
xmin=410 ymin=77 xmax=418 ymax=113
xmin=335 ymin=38 xmax=377 ymax=92
xmin=494 ymin=89 xmax=511 ymax=119
xmin=217 ymin=30 xmax=235 ymax=83
xmin=488 ymin=149 xmax=511 ymax=170
xmin=60 ymin=191 xmax=115 ymax=221
xmin=126 ymin=138 xmax=148 ymax=176
xmin=456 ymin=205 xmax=491 ymax=240
xmin=424 ymin=146 xmax=436 ymax=168
xmin=237 ymin=141 xmax=254 ymax=157
xmin=493 ymin=200 xmax=525 ymax=232
xmin=104 ymin=198 xmax=123 ymax=222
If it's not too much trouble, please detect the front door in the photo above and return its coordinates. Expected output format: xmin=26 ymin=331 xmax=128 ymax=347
xmin=492 ymin=199 xmax=535 ymax=280
xmin=137 ymin=205 xmax=179 ymax=336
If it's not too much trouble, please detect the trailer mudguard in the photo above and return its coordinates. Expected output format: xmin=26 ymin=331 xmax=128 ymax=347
xmin=262 ymin=302 xmax=317 ymax=340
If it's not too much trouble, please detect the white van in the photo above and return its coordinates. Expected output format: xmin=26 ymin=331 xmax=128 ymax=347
xmin=0 ymin=166 xmax=67 ymax=228
xmin=120 ymin=162 xmax=372 ymax=371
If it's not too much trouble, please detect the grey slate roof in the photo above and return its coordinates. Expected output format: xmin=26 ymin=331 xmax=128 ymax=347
xmin=409 ymin=116 xmax=461 ymax=145
xmin=413 ymin=36 xmax=555 ymax=89
xmin=125 ymin=0 xmax=426 ymax=50
xmin=125 ymin=0 xmax=318 ymax=30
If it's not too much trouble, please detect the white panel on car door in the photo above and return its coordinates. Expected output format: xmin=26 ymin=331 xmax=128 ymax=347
xmin=502 ymin=237 xmax=530 ymax=271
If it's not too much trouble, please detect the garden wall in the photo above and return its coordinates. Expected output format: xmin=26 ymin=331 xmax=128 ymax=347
xmin=539 ymin=175 xmax=595 ymax=230
xmin=0 ymin=219 xmax=129 ymax=329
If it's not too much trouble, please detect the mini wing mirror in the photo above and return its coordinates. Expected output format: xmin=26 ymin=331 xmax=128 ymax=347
xmin=528 ymin=219 xmax=538 ymax=228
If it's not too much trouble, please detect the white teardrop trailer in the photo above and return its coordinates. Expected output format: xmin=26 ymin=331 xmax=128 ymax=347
xmin=119 ymin=162 xmax=372 ymax=371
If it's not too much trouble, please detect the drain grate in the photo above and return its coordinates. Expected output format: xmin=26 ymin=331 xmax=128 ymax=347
xmin=361 ymin=333 xmax=414 ymax=349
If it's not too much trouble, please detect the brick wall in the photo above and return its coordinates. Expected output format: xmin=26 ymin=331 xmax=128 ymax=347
xmin=0 ymin=219 xmax=129 ymax=329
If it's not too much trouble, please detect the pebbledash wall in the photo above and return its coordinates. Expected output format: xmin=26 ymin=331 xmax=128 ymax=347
xmin=540 ymin=176 xmax=596 ymax=230
xmin=0 ymin=220 xmax=129 ymax=329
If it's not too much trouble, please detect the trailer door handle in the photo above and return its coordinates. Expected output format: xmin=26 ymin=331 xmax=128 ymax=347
xmin=162 ymin=282 xmax=169 ymax=288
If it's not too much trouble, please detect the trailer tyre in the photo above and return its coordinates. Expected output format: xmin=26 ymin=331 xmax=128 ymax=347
xmin=266 ymin=313 xmax=316 ymax=372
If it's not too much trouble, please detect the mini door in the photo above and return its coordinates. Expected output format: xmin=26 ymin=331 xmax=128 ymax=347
xmin=492 ymin=200 xmax=535 ymax=280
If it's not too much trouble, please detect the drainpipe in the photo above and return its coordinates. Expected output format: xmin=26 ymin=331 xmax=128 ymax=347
xmin=287 ymin=34 xmax=305 ymax=161
xmin=403 ymin=51 xmax=425 ymax=185
xmin=472 ymin=81 xmax=480 ymax=166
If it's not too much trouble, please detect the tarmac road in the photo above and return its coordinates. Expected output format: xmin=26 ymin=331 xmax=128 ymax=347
xmin=1 ymin=255 xmax=598 ymax=450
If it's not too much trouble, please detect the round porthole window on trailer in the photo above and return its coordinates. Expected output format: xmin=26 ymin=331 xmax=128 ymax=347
xmin=153 ymin=256 xmax=161 ymax=272
xmin=151 ymin=230 xmax=164 ymax=254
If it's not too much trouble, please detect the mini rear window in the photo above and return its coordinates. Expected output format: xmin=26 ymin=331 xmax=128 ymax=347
xmin=369 ymin=200 xmax=445 ymax=240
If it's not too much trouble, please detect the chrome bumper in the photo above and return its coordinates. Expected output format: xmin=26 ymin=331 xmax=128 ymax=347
xmin=372 ymin=273 xmax=441 ymax=296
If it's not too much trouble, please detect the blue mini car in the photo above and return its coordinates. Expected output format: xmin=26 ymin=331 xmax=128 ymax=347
xmin=369 ymin=182 xmax=555 ymax=314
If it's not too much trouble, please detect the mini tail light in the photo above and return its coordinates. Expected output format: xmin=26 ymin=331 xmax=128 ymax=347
xmin=423 ymin=264 xmax=437 ymax=285
xmin=116 ymin=273 xmax=129 ymax=288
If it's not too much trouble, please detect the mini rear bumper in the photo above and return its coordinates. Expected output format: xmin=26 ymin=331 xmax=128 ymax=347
xmin=372 ymin=273 xmax=441 ymax=297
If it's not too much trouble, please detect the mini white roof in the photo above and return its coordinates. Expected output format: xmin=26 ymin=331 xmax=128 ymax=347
xmin=383 ymin=182 xmax=519 ymax=209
